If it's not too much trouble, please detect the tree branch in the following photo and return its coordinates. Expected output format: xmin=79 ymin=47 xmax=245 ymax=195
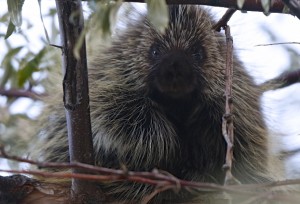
xmin=55 ymin=0 xmax=98 ymax=202
xmin=0 ymin=88 xmax=45 ymax=100
xmin=1 ymin=149 xmax=300 ymax=203
xmin=222 ymin=25 xmax=240 ymax=185
xmin=124 ymin=0 xmax=287 ymax=13
xmin=213 ymin=8 xmax=237 ymax=31
xmin=260 ymin=68 xmax=300 ymax=90
xmin=1 ymin=147 xmax=300 ymax=203
xmin=282 ymin=0 xmax=300 ymax=19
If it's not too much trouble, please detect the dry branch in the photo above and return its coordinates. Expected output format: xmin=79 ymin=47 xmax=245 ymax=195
xmin=222 ymin=25 xmax=240 ymax=185
xmin=0 ymin=148 xmax=300 ymax=203
xmin=282 ymin=0 xmax=300 ymax=19
xmin=214 ymin=9 xmax=240 ymax=185
xmin=213 ymin=8 xmax=237 ymax=31
xmin=261 ymin=68 xmax=300 ymax=90
xmin=1 ymin=147 xmax=300 ymax=189
xmin=0 ymin=88 xmax=45 ymax=100
xmin=124 ymin=0 xmax=286 ymax=13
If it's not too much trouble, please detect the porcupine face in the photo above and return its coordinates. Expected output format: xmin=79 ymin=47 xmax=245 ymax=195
xmin=148 ymin=39 xmax=201 ymax=99
xmin=145 ymin=6 xmax=222 ymax=109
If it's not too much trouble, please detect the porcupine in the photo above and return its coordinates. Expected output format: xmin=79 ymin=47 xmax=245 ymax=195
xmin=32 ymin=5 xmax=276 ymax=203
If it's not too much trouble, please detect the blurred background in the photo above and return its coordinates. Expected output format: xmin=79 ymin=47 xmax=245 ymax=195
xmin=0 ymin=1 xmax=300 ymax=179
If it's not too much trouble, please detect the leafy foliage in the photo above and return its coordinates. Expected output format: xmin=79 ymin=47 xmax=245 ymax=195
xmin=145 ymin=0 xmax=168 ymax=33
xmin=17 ymin=47 xmax=46 ymax=87
xmin=6 ymin=0 xmax=25 ymax=38
xmin=0 ymin=2 xmax=60 ymax=165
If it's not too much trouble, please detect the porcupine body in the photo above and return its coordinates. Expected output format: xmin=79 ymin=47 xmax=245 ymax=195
xmin=33 ymin=5 xmax=274 ymax=203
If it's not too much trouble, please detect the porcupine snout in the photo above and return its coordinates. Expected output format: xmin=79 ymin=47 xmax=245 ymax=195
xmin=153 ymin=50 xmax=196 ymax=99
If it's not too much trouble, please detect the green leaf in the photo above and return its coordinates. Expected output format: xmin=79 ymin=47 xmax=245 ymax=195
xmin=237 ymin=0 xmax=245 ymax=9
xmin=146 ymin=0 xmax=169 ymax=34
xmin=5 ymin=20 xmax=16 ymax=39
xmin=0 ymin=46 xmax=23 ymax=87
xmin=282 ymin=5 xmax=290 ymax=14
xmin=101 ymin=4 xmax=111 ymax=35
xmin=0 ymin=12 xmax=10 ymax=23
xmin=1 ymin=46 xmax=23 ymax=66
xmin=17 ymin=48 xmax=47 ymax=87
xmin=85 ymin=0 xmax=122 ymax=40
xmin=37 ymin=0 xmax=50 ymax=44
xmin=74 ymin=28 xmax=87 ymax=59
xmin=1 ymin=63 xmax=16 ymax=88
xmin=261 ymin=0 xmax=271 ymax=15
xmin=7 ymin=0 xmax=25 ymax=28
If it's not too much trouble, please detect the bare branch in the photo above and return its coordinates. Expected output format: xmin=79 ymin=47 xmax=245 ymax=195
xmin=2 ymin=146 xmax=300 ymax=192
xmin=1 ymin=147 xmax=300 ymax=203
xmin=260 ymin=68 xmax=300 ymax=90
xmin=124 ymin=0 xmax=286 ymax=13
xmin=222 ymin=25 xmax=241 ymax=185
xmin=256 ymin=42 xmax=300 ymax=46
xmin=213 ymin=8 xmax=237 ymax=31
xmin=49 ymin=43 xmax=63 ymax=49
xmin=0 ymin=88 xmax=45 ymax=100
xmin=282 ymin=0 xmax=300 ymax=19
xmin=280 ymin=147 xmax=300 ymax=158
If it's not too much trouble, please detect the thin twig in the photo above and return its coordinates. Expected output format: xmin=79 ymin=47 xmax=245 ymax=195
xmin=280 ymin=147 xmax=300 ymax=158
xmin=49 ymin=43 xmax=63 ymax=49
xmin=282 ymin=0 xmax=300 ymax=20
xmin=0 ymin=88 xmax=45 ymax=100
xmin=260 ymin=68 xmax=300 ymax=90
xmin=1 ymin=147 xmax=300 ymax=203
xmin=256 ymin=42 xmax=300 ymax=46
xmin=213 ymin=8 xmax=237 ymax=31
xmin=122 ymin=0 xmax=286 ymax=13
xmin=0 ymin=147 xmax=254 ymax=195
xmin=222 ymin=25 xmax=240 ymax=185
xmin=0 ymin=169 xmax=241 ymax=194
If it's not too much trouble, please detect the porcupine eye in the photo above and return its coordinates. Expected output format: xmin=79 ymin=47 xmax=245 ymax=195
xmin=149 ymin=44 xmax=161 ymax=60
xmin=191 ymin=43 xmax=204 ymax=62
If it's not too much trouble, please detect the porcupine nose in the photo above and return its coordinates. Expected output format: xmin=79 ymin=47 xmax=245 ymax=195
xmin=155 ymin=50 xmax=196 ymax=98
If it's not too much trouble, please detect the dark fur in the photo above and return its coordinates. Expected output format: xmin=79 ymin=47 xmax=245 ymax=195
xmin=33 ymin=5 xmax=274 ymax=203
